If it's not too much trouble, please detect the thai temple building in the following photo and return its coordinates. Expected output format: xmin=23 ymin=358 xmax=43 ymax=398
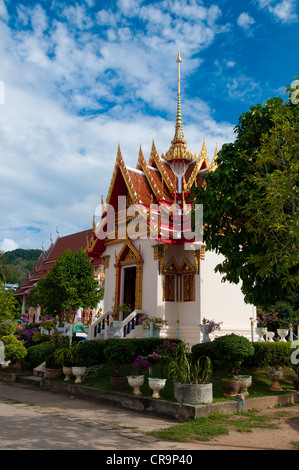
xmin=86 ymin=52 xmax=255 ymax=345
xmin=14 ymin=229 xmax=104 ymax=326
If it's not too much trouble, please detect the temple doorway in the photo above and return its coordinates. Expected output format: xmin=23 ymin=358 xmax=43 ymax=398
xmin=122 ymin=266 xmax=136 ymax=318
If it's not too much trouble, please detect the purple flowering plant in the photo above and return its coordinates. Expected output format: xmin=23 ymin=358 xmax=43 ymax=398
xmin=147 ymin=340 xmax=179 ymax=376
xmin=204 ymin=319 xmax=222 ymax=334
xmin=132 ymin=355 xmax=150 ymax=375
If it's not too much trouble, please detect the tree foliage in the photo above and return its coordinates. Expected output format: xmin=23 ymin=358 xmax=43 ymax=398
xmin=0 ymin=283 xmax=19 ymax=321
xmin=27 ymin=249 xmax=103 ymax=317
xmin=193 ymin=94 xmax=299 ymax=307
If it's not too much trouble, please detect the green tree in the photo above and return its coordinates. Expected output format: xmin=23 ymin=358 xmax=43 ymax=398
xmin=193 ymin=94 xmax=299 ymax=307
xmin=27 ymin=249 xmax=103 ymax=318
xmin=0 ymin=251 xmax=9 ymax=283
xmin=0 ymin=283 xmax=19 ymax=321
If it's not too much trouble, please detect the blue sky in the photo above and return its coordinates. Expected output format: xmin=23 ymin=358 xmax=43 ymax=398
xmin=0 ymin=0 xmax=297 ymax=252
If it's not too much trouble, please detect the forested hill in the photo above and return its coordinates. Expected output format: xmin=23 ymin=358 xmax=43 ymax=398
xmin=3 ymin=249 xmax=42 ymax=284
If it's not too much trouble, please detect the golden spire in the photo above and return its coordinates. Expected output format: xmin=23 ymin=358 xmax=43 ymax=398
xmin=174 ymin=50 xmax=185 ymax=142
xmin=162 ymin=51 xmax=196 ymax=162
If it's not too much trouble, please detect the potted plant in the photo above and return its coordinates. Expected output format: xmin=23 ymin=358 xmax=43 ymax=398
xmin=277 ymin=318 xmax=289 ymax=342
xmin=127 ymin=355 xmax=149 ymax=395
xmin=45 ymin=353 xmax=63 ymax=379
xmin=142 ymin=315 xmax=168 ymax=338
xmin=255 ymin=309 xmax=278 ymax=341
xmin=71 ymin=345 xmax=86 ymax=383
xmin=56 ymin=343 xmax=75 ymax=381
xmin=200 ymin=318 xmax=222 ymax=342
xmin=104 ymin=339 xmax=129 ymax=390
xmin=168 ymin=341 xmax=213 ymax=404
xmin=1 ymin=334 xmax=27 ymax=373
xmin=213 ymin=333 xmax=254 ymax=397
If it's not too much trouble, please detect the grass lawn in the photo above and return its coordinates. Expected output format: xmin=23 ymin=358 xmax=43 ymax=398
xmin=146 ymin=407 xmax=299 ymax=445
xmin=61 ymin=364 xmax=298 ymax=403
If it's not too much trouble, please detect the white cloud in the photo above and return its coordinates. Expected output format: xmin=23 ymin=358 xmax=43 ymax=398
xmin=0 ymin=1 xmax=237 ymax=250
xmin=256 ymin=0 xmax=298 ymax=23
xmin=237 ymin=12 xmax=255 ymax=29
xmin=0 ymin=239 xmax=19 ymax=252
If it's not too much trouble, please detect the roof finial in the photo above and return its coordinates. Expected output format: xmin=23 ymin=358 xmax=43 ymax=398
xmin=174 ymin=50 xmax=184 ymax=141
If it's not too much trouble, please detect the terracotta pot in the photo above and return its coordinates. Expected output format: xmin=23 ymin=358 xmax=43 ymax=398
xmin=45 ymin=368 xmax=63 ymax=379
xmin=110 ymin=375 xmax=127 ymax=390
xmin=221 ymin=378 xmax=240 ymax=397
xmin=8 ymin=362 xmax=22 ymax=373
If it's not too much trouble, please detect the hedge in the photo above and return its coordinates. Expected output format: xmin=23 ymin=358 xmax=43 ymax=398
xmin=192 ymin=341 xmax=293 ymax=369
xmin=76 ymin=337 xmax=181 ymax=367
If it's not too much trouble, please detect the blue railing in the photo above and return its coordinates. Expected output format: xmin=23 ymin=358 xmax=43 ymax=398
xmin=94 ymin=315 xmax=110 ymax=338
xmin=123 ymin=313 xmax=139 ymax=337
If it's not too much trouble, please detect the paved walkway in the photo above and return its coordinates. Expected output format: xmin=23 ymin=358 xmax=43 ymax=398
xmin=0 ymin=382 xmax=298 ymax=451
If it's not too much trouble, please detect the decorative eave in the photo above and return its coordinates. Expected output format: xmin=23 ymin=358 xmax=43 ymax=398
xmin=106 ymin=143 xmax=138 ymax=206
xmin=149 ymin=140 xmax=175 ymax=193
xmin=185 ymin=139 xmax=207 ymax=191
xmin=209 ymin=144 xmax=219 ymax=172
xmin=136 ymin=145 xmax=162 ymax=201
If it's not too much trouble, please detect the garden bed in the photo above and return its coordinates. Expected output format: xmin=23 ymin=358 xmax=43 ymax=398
xmin=59 ymin=365 xmax=298 ymax=402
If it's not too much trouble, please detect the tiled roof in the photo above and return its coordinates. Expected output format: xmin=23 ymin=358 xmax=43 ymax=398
xmin=14 ymin=229 xmax=93 ymax=296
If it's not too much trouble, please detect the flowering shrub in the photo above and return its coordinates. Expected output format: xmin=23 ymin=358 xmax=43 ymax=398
xmin=256 ymin=309 xmax=279 ymax=327
xmin=18 ymin=327 xmax=39 ymax=347
xmin=146 ymin=340 xmax=179 ymax=376
xmin=40 ymin=316 xmax=57 ymax=334
xmin=132 ymin=355 xmax=150 ymax=375
xmin=204 ymin=319 xmax=222 ymax=334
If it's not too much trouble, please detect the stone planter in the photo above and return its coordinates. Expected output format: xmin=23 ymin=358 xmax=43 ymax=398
xmin=221 ymin=378 xmax=240 ymax=397
xmin=200 ymin=324 xmax=211 ymax=343
xmin=145 ymin=329 xmax=160 ymax=338
xmin=63 ymin=366 xmax=73 ymax=381
xmin=174 ymin=382 xmax=213 ymax=404
xmin=127 ymin=375 xmax=144 ymax=395
xmin=255 ymin=327 xmax=266 ymax=342
xmin=112 ymin=320 xmax=123 ymax=338
xmin=72 ymin=366 xmax=86 ymax=383
xmin=148 ymin=377 xmax=166 ymax=399
xmin=268 ymin=368 xmax=283 ymax=392
xmin=236 ymin=375 xmax=252 ymax=397
xmin=277 ymin=329 xmax=289 ymax=342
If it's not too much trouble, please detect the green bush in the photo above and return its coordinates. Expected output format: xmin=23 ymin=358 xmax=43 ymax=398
xmin=192 ymin=339 xmax=293 ymax=370
xmin=208 ymin=334 xmax=255 ymax=377
xmin=244 ymin=341 xmax=292 ymax=368
xmin=191 ymin=341 xmax=218 ymax=364
xmin=24 ymin=342 xmax=58 ymax=369
xmin=0 ymin=320 xmax=17 ymax=338
xmin=1 ymin=334 xmax=27 ymax=363
xmin=75 ymin=338 xmax=181 ymax=369
xmin=75 ymin=340 xmax=106 ymax=366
